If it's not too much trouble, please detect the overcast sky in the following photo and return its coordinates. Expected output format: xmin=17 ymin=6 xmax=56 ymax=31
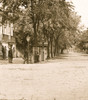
xmin=66 ymin=0 xmax=88 ymax=28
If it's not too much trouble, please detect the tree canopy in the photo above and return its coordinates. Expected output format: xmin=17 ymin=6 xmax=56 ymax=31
xmin=0 ymin=0 xmax=81 ymax=57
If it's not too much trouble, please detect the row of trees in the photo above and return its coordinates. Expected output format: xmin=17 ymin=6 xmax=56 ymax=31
xmin=77 ymin=29 xmax=88 ymax=52
xmin=0 ymin=0 xmax=81 ymax=58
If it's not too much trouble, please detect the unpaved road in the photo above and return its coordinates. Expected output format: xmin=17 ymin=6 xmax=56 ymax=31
xmin=0 ymin=52 xmax=88 ymax=100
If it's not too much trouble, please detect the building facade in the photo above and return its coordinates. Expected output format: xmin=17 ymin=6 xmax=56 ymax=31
xmin=0 ymin=16 xmax=21 ymax=59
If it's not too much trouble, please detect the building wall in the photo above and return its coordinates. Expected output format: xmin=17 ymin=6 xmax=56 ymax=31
xmin=0 ymin=17 xmax=22 ymax=59
xmin=0 ymin=26 xmax=2 ymax=41
xmin=2 ymin=21 xmax=13 ymax=36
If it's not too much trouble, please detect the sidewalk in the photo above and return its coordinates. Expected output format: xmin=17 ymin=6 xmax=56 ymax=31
xmin=0 ymin=58 xmax=24 ymax=64
xmin=0 ymin=53 xmax=69 ymax=64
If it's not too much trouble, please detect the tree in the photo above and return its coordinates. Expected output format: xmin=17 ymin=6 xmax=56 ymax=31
xmin=77 ymin=29 xmax=88 ymax=52
xmin=0 ymin=0 xmax=81 ymax=59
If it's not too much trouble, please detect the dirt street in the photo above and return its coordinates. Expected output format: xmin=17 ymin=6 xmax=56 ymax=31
xmin=0 ymin=52 xmax=88 ymax=100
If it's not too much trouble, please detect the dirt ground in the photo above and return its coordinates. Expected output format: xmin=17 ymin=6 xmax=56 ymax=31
xmin=0 ymin=52 xmax=88 ymax=100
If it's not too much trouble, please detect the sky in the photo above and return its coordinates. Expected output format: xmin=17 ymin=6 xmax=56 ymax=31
xmin=66 ymin=0 xmax=88 ymax=28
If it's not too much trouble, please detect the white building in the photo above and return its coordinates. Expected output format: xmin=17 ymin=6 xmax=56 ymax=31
xmin=0 ymin=16 xmax=21 ymax=59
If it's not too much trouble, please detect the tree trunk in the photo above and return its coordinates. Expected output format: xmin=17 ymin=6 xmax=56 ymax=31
xmin=56 ymin=44 xmax=59 ymax=56
xmin=61 ymin=48 xmax=64 ymax=54
xmin=54 ymin=39 xmax=58 ymax=56
xmin=54 ymin=47 xmax=56 ymax=56
xmin=50 ymin=39 xmax=53 ymax=58
xmin=30 ymin=0 xmax=37 ymax=42
xmin=33 ymin=23 xmax=37 ymax=42
xmin=47 ymin=40 xmax=50 ymax=59
xmin=30 ymin=0 xmax=38 ymax=61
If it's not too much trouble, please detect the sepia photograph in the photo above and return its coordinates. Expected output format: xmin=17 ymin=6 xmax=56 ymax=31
xmin=0 ymin=0 xmax=88 ymax=100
